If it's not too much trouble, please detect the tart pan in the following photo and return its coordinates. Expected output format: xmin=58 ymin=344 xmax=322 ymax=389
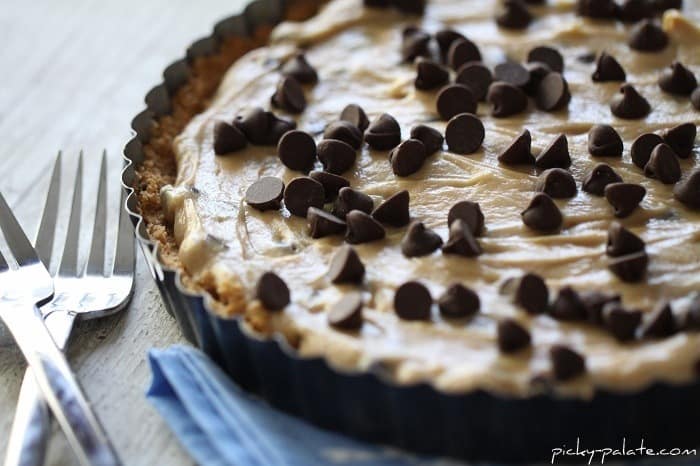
xmin=121 ymin=0 xmax=700 ymax=461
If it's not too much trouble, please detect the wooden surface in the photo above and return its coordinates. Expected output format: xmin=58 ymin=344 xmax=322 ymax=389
xmin=0 ymin=1 xmax=248 ymax=464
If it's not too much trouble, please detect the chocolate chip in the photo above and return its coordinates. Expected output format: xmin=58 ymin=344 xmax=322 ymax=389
xmin=318 ymin=139 xmax=357 ymax=175
xmin=605 ymin=182 xmax=646 ymax=217
xmin=372 ymin=190 xmax=410 ymax=227
xmin=588 ymin=124 xmax=623 ymax=157
xmin=641 ymin=301 xmax=678 ymax=339
xmin=309 ymin=171 xmax=349 ymax=202
xmin=234 ymin=107 xmax=269 ymax=144
xmin=522 ymin=193 xmax=563 ymax=232
xmin=684 ymin=294 xmax=700 ymax=330
xmin=333 ymin=187 xmax=374 ymax=219
xmin=628 ymin=19 xmax=669 ymax=52
xmin=435 ymin=29 xmax=466 ymax=61
xmin=535 ymin=168 xmax=577 ymax=198
xmin=401 ymin=221 xmax=443 ymax=257
xmin=256 ymin=272 xmax=290 ymax=311
xmin=245 ymin=177 xmax=285 ymax=211
xmin=550 ymin=345 xmax=586 ymax=381
xmin=445 ymin=113 xmax=485 ymax=155
xmin=447 ymin=201 xmax=485 ymax=236
xmin=307 ymin=207 xmax=346 ymax=238
xmin=487 ymin=82 xmax=529 ymax=117
xmin=500 ymin=273 xmax=549 ymax=314
xmin=591 ymin=52 xmax=626 ymax=82
xmin=611 ymin=84 xmax=651 ymax=119
xmin=401 ymin=27 xmax=431 ymax=63
xmin=581 ymin=291 xmax=621 ymax=325
xmin=365 ymin=113 xmax=402 ymax=150
xmin=645 ymin=143 xmax=681 ymax=184
xmin=283 ymin=177 xmax=325 ymax=217
xmin=340 ymin=104 xmax=370 ymax=132
xmin=651 ymin=0 xmax=683 ymax=12
xmin=527 ymin=46 xmax=564 ymax=73
xmin=618 ymin=0 xmax=654 ymax=22
xmin=608 ymin=251 xmax=648 ymax=282
xmin=415 ymin=58 xmax=450 ymax=90
xmin=536 ymin=72 xmax=571 ymax=112
xmin=674 ymin=168 xmax=700 ymax=209
xmin=281 ymin=52 xmax=318 ymax=84
xmin=630 ymin=133 xmax=664 ymax=168
xmin=496 ymin=0 xmax=532 ymax=29
xmin=582 ymin=163 xmax=623 ymax=196
xmin=447 ymin=38 xmax=482 ymax=71
xmin=328 ymin=292 xmax=363 ymax=330
xmin=494 ymin=62 xmax=530 ymax=88
xmin=213 ymin=121 xmax=247 ymax=155
xmin=324 ymin=120 xmax=363 ymax=150
xmin=438 ymin=284 xmax=480 ymax=318
xmin=576 ymin=0 xmax=618 ymax=18
xmin=535 ymin=134 xmax=571 ymax=169
xmin=692 ymin=87 xmax=700 ymax=110
xmin=394 ymin=281 xmax=432 ymax=321
xmin=523 ymin=61 xmax=551 ymax=96
xmin=328 ymin=245 xmax=365 ymax=284
xmin=456 ymin=62 xmax=493 ymax=101
xmin=410 ymin=125 xmax=444 ymax=155
xmin=277 ymin=130 xmax=316 ymax=172
xmin=345 ymin=210 xmax=386 ymax=244
xmin=550 ymin=287 xmax=587 ymax=321
xmin=659 ymin=61 xmax=697 ymax=96
xmin=497 ymin=319 xmax=532 ymax=353
xmin=390 ymin=139 xmax=427 ymax=176
xmin=498 ymin=130 xmax=534 ymax=165
xmin=436 ymin=84 xmax=477 ymax=120
xmin=271 ymin=76 xmax=306 ymax=114
xmin=603 ymin=303 xmax=642 ymax=341
xmin=394 ymin=0 xmax=426 ymax=14
xmin=606 ymin=222 xmax=645 ymax=257
xmin=662 ymin=122 xmax=696 ymax=159
xmin=442 ymin=219 xmax=482 ymax=257
xmin=266 ymin=113 xmax=297 ymax=145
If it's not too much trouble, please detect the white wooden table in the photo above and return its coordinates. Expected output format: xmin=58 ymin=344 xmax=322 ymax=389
xmin=0 ymin=1 xmax=247 ymax=464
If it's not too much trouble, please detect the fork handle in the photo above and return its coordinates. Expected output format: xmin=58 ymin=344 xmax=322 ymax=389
xmin=0 ymin=305 xmax=121 ymax=466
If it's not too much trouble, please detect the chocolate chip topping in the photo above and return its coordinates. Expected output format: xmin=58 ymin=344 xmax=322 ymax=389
xmin=213 ymin=121 xmax=247 ymax=155
xmin=523 ymin=61 xmax=551 ymax=96
xmin=390 ymin=139 xmax=427 ymax=176
xmin=581 ymin=291 xmax=621 ymax=325
xmin=588 ymin=124 xmax=623 ymax=157
xmin=692 ymin=87 xmax=700 ymax=111
xmin=271 ymin=76 xmax=306 ymax=114
xmin=494 ymin=62 xmax=530 ymax=88
xmin=641 ymin=301 xmax=678 ymax=338
xmin=317 ymin=139 xmax=357 ymax=175
xmin=497 ymin=319 xmax=532 ymax=353
xmin=611 ymin=84 xmax=651 ymax=119
xmin=606 ymin=222 xmax=645 ymax=257
xmin=410 ymin=125 xmax=444 ymax=156
xmin=576 ymin=0 xmax=618 ymax=19
xmin=340 ymin=104 xmax=370 ymax=132
xmin=618 ymin=0 xmax=654 ymax=22
xmin=442 ymin=219 xmax=482 ymax=257
xmin=438 ymin=284 xmax=480 ymax=318
xmin=234 ymin=107 xmax=296 ymax=145
xmin=582 ymin=163 xmax=623 ymax=195
xmin=333 ymin=187 xmax=374 ymax=219
xmin=591 ymin=52 xmax=627 ymax=82
xmin=550 ymin=345 xmax=586 ymax=381
xmin=662 ymin=122 xmax=696 ymax=159
xmin=652 ymin=0 xmax=683 ymax=12
xmin=487 ymin=82 xmax=529 ymax=117
xmin=267 ymin=113 xmax=298 ymax=145
xmin=401 ymin=221 xmax=444 ymax=257
xmin=645 ymin=143 xmax=681 ymax=184
xmin=307 ymin=207 xmax=346 ymax=238
xmin=328 ymin=245 xmax=365 ymax=284
xmin=328 ymin=292 xmax=363 ymax=330
xmin=456 ymin=62 xmax=493 ymax=101
xmin=535 ymin=134 xmax=571 ymax=169
xmin=674 ymin=168 xmax=700 ymax=209
xmin=283 ymin=177 xmax=325 ymax=217
xmin=372 ymin=190 xmax=411 ymax=227
xmin=550 ymin=287 xmax=588 ymax=321
xmin=277 ymin=130 xmax=316 ymax=172
xmin=522 ymin=193 xmax=563 ymax=232
xmin=501 ymin=273 xmax=549 ymax=314
xmin=603 ymin=303 xmax=642 ymax=341
xmin=527 ymin=46 xmax=564 ymax=73
xmin=365 ymin=113 xmax=402 ymax=150
xmin=659 ymin=62 xmax=697 ymax=96
xmin=605 ymin=182 xmax=646 ymax=217
xmin=535 ymin=72 xmax=571 ymax=112
xmin=436 ymin=84 xmax=477 ymax=120
xmin=685 ymin=294 xmax=700 ymax=330
xmin=496 ymin=0 xmax=532 ymax=29
xmin=309 ymin=170 xmax=349 ymax=202
xmin=535 ymin=168 xmax=577 ymax=198
xmin=630 ymin=133 xmax=664 ymax=168
xmin=281 ymin=52 xmax=318 ymax=84
xmin=394 ymin=281 xmax=432 ymax=321
xmin=447 ymin=201 xmax=485 ymax=236
xmin=608 ymin=251 xmax=648 ymax=282
xmin=401 ymin=27 xmax=431 ymax=63
xmin=415 ymin=58 xmax=450 ymax=90
xmin=245 ymin=177 xmax=285 ymax=211
xmin=447 ymin=38 xmax=482 ymax=71
xmin=345 ymin=210 xmax=386 ymax=244
xmin=435 ymin=29 xmax=466 ymax=60
xmin=498 ymin=130 xmax=534 ymax=165
xmin=256 ymin=272 xmax=290 ymax=311
xmin=628 ymin=19 xmax=669 ymax=52
xmin=445 ymin=113 xmax=485 ymax=154
xmin=324 ymin=120 xmax=363 ymax=150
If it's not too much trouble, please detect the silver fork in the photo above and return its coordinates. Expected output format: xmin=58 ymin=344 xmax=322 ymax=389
xmin=3 ymin=152 xmax=134 ymax=466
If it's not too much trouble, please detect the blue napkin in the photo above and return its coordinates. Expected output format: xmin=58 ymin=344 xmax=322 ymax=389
xmin=146 ymin=345 xmax=465 ymax=466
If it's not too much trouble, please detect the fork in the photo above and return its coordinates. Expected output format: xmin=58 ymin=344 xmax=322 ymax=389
xmin=3 ymin=152 xmax=133 ymax=466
